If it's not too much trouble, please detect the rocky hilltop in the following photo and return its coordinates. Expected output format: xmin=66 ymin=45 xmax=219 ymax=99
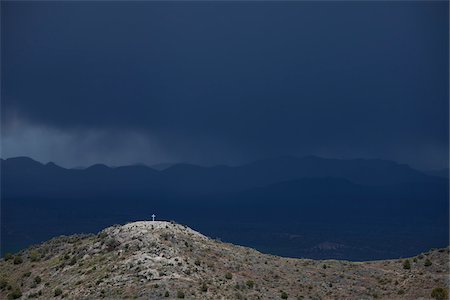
xmin=0 ymin=221 xmax=448 ymax=299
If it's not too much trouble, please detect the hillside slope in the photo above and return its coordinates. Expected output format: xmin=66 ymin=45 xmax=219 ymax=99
xmin=0 ymin=221 xmax=448 ymax=300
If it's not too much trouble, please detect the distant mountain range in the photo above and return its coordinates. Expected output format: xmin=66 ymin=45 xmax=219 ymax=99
xmin=1 ymin=156 xmax=448 ymax=260
xmin=1 ymin=155 xmax=445 ymax=198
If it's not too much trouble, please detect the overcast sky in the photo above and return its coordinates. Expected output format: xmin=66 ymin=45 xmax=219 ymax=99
xmin=1 ymin=1 xmax=448 ymax=170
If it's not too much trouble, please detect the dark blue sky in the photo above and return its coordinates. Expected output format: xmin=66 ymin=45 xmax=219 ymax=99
xmin=2 ymin=1 xmax=448 ymax=169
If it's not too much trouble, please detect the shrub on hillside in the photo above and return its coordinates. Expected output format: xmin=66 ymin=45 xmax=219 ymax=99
xmin=29 ymin=250 xmax=40 ymax=262
xmin=0 ymin=278 xmax=8 ymax=290
xmin=7 ymin=288 xmax=22 ymax=300
xmin=402 ymin=260 xmax=411 ymax=270
xmin=69 ymin=257 xmax=77 ymax=266
xmin=54 ymin=288 xmax=63 ymax=297
xmin=4 ymin=253 xmax=13 ymax=261
xmin=246 ymin=280 xmax=255 ymax=288
xmin=176 ymin=290 xmax=185 ymax=298
xmin=105 ymin=238 xmax=120 ymax=251
xmin=431 ymin=287 xmax=448 ymax=300
xmin=13 ymin=256 xmax=23 ymax=265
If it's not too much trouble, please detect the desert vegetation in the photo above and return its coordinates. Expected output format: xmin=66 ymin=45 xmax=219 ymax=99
xmin=0 ymin=221 xmax=448 ymax=299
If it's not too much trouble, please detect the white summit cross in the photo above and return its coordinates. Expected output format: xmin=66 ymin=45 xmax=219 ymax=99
xmin=151 ymin=214 xmax=156 ymax=221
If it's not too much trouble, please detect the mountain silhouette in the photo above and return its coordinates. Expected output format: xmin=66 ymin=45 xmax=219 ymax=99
xmin=1 ymin=156 xmax=447 ymax=260
xmin=1 ymin=155 xmax=442 ymax=198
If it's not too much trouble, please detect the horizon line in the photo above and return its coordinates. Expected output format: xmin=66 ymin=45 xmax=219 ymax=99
xmin=0 ymin=154 xmax=429 ymax=171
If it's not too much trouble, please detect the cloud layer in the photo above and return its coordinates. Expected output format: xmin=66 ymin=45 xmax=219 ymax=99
xmin=2 ymin=2 xmax=448 ymax=169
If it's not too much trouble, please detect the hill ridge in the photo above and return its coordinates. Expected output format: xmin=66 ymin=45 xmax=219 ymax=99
xmin=0 ymin=221 xmax=448 ymax=299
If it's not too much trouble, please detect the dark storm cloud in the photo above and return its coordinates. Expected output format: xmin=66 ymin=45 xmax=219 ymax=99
xmin=1 ymin=1 xmax=448 ymax=169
